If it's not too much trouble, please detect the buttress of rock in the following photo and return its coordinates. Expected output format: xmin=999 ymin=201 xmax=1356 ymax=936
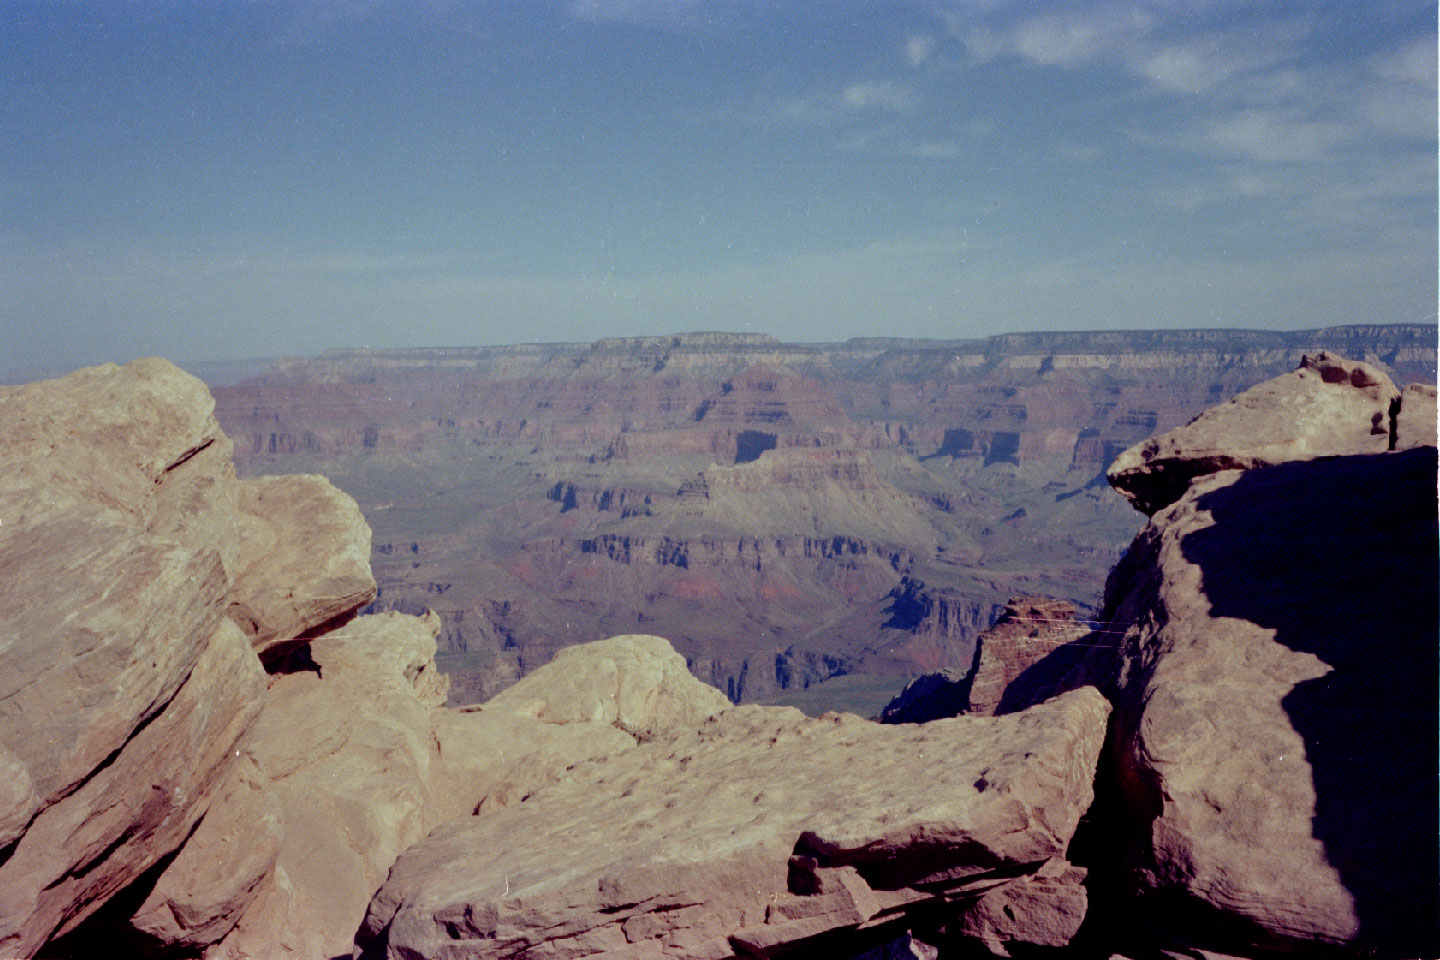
xmin=358 ymin=687 xmax=1111 ymax=960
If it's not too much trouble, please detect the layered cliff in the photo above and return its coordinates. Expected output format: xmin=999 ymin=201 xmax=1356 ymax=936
xmin=208 ymin=325 xmax=1435 ymax=712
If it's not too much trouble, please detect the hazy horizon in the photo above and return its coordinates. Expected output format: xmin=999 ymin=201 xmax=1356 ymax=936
xmin=5 ymin=1 xmax=1436 ymax=375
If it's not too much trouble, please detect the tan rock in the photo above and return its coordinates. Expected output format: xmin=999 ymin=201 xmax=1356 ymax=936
xmin=207 ymin=612 xmax=449 ymax=960
xmin=476 ymin=633 xmax=732 ymax=739
xmin=357 ymin=687 xmax=1112 ymax=959
xmin=206 ymin=625 xmax=726 ymax=959
xmin=1100 ymin=445 xmax=1438 ymax=956
xmin=0 ymin=360 xmax=267 ymax=956
xmin=227 ymin=472 xmax=377 ymax=661
xmin=1107 ymin=352 xmax=1398 ymax=514
xmin=953 ymin=859 xmax=1089 ymax=957
xmin=0 ymin=620 xmax=265 ymax=956
xmin=434 ymin=633 xmax=732 ymax=821
xmin=1393 ymin=381 xmax=1437 ymax=450
xmin=129 ymin=751 xmax=281 ymax=951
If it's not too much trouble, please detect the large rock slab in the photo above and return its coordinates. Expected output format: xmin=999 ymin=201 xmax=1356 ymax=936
xmin=1107 ymin=352 xmax=1397 ymax=514
xmin=0 ymin=360 xmax=266 ymax=956
xmin=357 ymin=687 xmax=1112 ymax=959
xmin=202 ymin=612 xmax=454 ymax=960
xmin=0 ymin=620 xmax=265 ymax=956
xmin=228 ymin=473 xmax=377 ymax=661
xmin=177 ymin=627 xmax=728 ymax=960
xmin=1100 ymin=447 xmax=1438 ymax=957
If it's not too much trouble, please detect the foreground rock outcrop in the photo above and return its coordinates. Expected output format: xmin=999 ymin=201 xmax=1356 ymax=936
xmin=4 ymin=350 xmax=1436 ymax=959
xmin=0 ymin=360 xmax=270 ymax=956
xmin=1 ymin=361 xmax=732 ymax=959
xmin=1092 ymin=354 xmax=1439 ymax=957
xmin=357 ymin=687 xmax=1110 ymax=959
xmin=1107 ymin=351 xmax=1399 ymax=515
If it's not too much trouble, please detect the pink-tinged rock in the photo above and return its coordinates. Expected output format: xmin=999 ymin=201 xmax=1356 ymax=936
xmin=227 ymin=472 xmax=377 ymax=661
xmin=1107 ymin=352 xmax=1398 ymax=514
xmin=205 ymin=625 xmax=724 ymax=959
xmin=206 ymin=612 xmax=450 ymax=960
xmin=952 ymin=859 xmax=1088 ymax=957
xmin=357 ymin=687 xmax=1111 ymax=960
xmin=0 ymin=620 xmax=265 ymax=957
xmin=1100 ymin=445 xmax=1438 ymax=957
xmin=0 ymin=360 xmax=269 ymax=956
xmin=1393 ymin=382 xmax=1437 ymax=450
xmin=429 ymin=634 xmax=730 ymax=821
xmin=128 ymin=751 xmax=282 ymax=951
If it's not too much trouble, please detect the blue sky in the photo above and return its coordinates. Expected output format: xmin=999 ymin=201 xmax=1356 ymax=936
xmin=3 ymin=1 xmax=1435 ymax=373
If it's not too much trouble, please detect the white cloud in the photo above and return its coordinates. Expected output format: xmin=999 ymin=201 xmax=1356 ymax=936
xmin=906 ymin=34 xmax=937 ymax=68
xmin=1008 ymin=7 xmax=1153 ymax=68
xmin=1202 ymin=110 xmax=1353 ymax=163
xmin=840 ymin=81 xmax=917 ymax=112
xmin=1371 ymin=37 xmax=1437 ymax=85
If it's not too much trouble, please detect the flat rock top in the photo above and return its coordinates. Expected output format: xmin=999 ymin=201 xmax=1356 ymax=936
xmin=362 ymin=687 xmax=1110 ymax=956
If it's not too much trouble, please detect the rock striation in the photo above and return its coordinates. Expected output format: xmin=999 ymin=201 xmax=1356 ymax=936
xmin=0 ymin=359 xmax=269 ymax=957
xmin=209 ymin=325 xmax=1435 ymax=712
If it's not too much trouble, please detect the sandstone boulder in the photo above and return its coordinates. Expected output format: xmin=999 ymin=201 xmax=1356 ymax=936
xmin=200 ymin=612 xmax=455 ymax=960
xmin=1099 ymin=440 xmax=1437 ymax=953
xmin=228 ymin=473 xmax=377 ymax=661
xmin=1107 ymin=352 xmax=1398 ymax=514
xmin=357 ymin=687 xmax=1111 ymax=959
xmin=138 ymin=626 xmax=727 ymax=960
xmin=0 ymin=360 xmax=265 ymax=956
xmin=128 ymin=751 xmax=282 ymax=951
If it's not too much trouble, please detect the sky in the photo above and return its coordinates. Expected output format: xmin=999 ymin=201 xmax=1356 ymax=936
xmin=2 ymin=0 xmax=1436 ymax=374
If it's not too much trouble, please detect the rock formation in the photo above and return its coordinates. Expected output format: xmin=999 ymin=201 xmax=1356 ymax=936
xmin=0 ymin=359 xmax=269 ymax=957
xmin=0 ymin=360 xmax=733 ymax=959
xmin=1087 ymin=354 xmax=1439 ymax=957
xmin=1106 ymin=351 xmax=1399 ymax=514
xmin=2 ymin=347 xmax=1436 ymax=959
xmin=356 ymin=688 xmax=1111 ymax=960
xmin=206 ymin=325 xmax=1435 ymax=712
xmin=880 ymin=598 xmax=1093 ymax=723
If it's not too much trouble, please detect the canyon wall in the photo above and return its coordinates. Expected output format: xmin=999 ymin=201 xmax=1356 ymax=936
xmin=207 ymin=325 xmax=1435 ymax=711
xmin=3 ymin=350 xmax=1433 ymax=958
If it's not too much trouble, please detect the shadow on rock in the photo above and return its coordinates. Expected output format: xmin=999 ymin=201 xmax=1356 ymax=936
xmin=1182 ymin=447 xmax=1438 ymax=956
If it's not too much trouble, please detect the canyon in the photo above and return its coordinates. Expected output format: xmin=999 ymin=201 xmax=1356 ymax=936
xmin=205 ymin=325 xmax=1436 ymax=712
xmin=1 ymin=345 xmax=1432 ymax=958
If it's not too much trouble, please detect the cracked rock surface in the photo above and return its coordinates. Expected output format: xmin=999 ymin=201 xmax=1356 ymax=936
xmin=357 ymin=686 xmax=1110 ymax=959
